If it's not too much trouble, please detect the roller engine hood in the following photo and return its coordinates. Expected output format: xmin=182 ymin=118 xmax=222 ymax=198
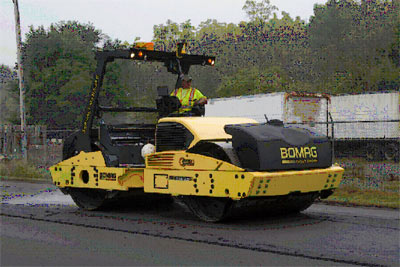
xmin=224 ymin=123 xmax=332 ymax=171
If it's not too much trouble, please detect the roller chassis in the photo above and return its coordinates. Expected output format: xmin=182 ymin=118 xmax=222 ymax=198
xmin=51 ymin=116 xmax=344 ymax=222
xmin=51 ymin=148 xmax=343 ymax=221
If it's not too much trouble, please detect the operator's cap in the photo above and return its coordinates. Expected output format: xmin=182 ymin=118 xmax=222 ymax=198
xmin=182 ymin=74 xmax=192 ymax=82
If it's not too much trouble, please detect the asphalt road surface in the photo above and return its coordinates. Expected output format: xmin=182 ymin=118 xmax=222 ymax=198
xmin=1 ymin=180 xmax=399 ymax=266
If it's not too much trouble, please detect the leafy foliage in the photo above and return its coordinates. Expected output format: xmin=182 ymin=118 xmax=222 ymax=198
xmin=0 ymin=65 xmax=19 ymax=124
xmin=217 ymin=66 xmax=289 ymax=97
xmin=308 ymin=0 xmax=399 ymax=92
xmin=21 ymin=21 xmax=130 ymax=128
xmin=22 ymin=21 xmax=102 ymax=128
xmin=3 ymin=0 xmax=397 ymax=128
xmin=242 ymin=0 xmax=278 ymax=22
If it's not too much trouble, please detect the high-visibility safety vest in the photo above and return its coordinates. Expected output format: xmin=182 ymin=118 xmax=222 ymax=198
xmin=171 ymin=87 xmax=206 ymax=113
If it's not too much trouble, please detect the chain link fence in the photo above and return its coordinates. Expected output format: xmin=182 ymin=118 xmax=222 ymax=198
xmin=0 ymin=123 xmax=398 ymax=181
xmin=0 ymin=125 xmax=75 ymax=169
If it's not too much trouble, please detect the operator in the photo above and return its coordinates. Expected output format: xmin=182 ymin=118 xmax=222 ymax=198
xmin=171 ymin=74 xmax=207 ymax=114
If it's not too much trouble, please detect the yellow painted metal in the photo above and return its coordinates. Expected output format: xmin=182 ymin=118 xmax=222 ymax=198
xmin=57 ymin=150 xmax=106 ymax=167
xmin=144 ymin=164 xmax=344 ymax=200
xmin=117 ymin=169 xmax=145 ymax=188
xmin=146 ymin=151 xmax=244 ymax=172
xmin=158 ymin=117 xmax=257 ymax=149
xmin=247 ymin=165 xmax=343 ymax=197
xmin=49 ymin=151 xmax=144 ymax=191
xmin=50 ymin=151 xmax=344 ymax=201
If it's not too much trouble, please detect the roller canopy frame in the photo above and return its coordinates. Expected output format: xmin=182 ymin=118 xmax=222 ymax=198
xmin=77 ymin=46 xmax=215 ymax=152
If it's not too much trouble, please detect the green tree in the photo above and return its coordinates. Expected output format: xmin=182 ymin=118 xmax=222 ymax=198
xmin=22 ymin=21 xmax=127 ymax=128
xmin=0 ymin=65 xmax=19 ymax=124
xmin=216 ymin=66 xmax=289 ymax=97
xmin=242 ymin=0 xmax=278 ymax=22
xmin=308 ymin=0 xmax=399 ymax=92
xmin=18 ymin=0 xmax=399 ymax=128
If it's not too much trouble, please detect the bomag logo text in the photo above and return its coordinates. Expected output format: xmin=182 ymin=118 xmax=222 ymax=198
xmin=100 ymin=172 xmax=117 ymax=181
xmin=280 ymin=146 xmax=318 ymax=164
xmin=179 ymin=157 xmax=194 ymax=167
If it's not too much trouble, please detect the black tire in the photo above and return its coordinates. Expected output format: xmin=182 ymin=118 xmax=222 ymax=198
xmin=181 ymin=196 xmax=232 ymax=222
xmin=384 ymin=143 xmax=399 ymax=162
xmin=183 ymin=143 xmax=237 ymax=222
xmin=282 ymin=194 xmax=317 ymax=214
xmin=229 ymin=193 xmax=319 ymax=219
xmin=69 ymin=188 xmax=108 ymax=210
xmin=365 ymin=143 xmax=382 ymax=161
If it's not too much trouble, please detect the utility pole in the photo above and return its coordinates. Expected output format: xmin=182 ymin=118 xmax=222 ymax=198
xmin=12 ymin=0 xmax=27 ymax=161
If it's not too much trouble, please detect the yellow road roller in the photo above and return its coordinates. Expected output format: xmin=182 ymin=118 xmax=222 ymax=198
xmin=50 ymin=43 xmax=344 ymax=222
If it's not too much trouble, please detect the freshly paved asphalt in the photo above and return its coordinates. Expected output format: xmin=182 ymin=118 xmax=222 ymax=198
xmin=1 ymin=180 xmax=399 ymax=266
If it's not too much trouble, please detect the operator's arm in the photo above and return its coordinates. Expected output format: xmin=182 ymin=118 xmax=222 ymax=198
xmin=193 ymin=89 xmax=208 ymax=105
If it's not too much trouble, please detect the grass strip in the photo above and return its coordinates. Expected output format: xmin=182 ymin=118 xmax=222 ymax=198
xmin=0 ymin=160 xmax=50 ymax=181
xmin=323 ymin=182 xmax=399 ymax=209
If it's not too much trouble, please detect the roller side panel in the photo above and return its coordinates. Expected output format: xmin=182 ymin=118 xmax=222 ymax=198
xmin=143 ymin=151 xmax=344 ymax=200
xmin=50 ymin=151 xmax=144 ymax=191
